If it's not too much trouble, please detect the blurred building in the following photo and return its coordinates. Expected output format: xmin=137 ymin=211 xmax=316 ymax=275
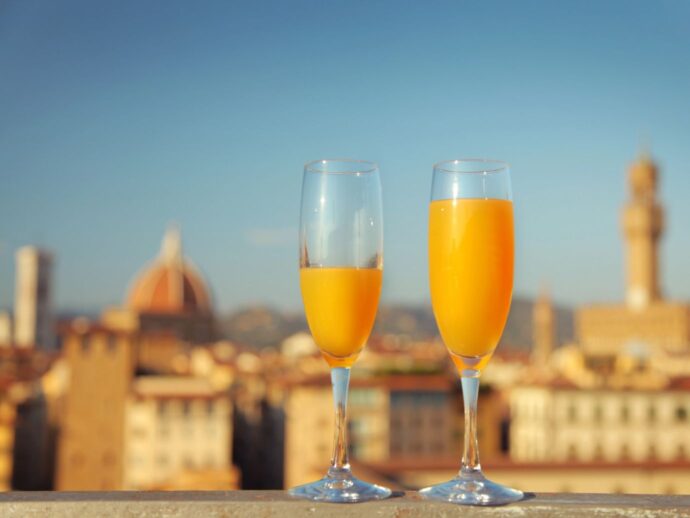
xmin=508 ymin=153 xmax=690 ymax=494
xmin=510 ymin=380 xmax=690 ymax=463
xmin=123 ymin=376 xmax=237 ymax=490
xmin=55 ymin=326 xmax=133 ymax=490
xmin=283 ymin=371 xmax=504 ymax=488
xmin=0 ymin=400 xmax=15 ymax=490
xmin=0 ymin=348 xmax=55 ymax=491
xmin=56 ymin=322 xmax=239 ymax=490
xmin=14 ymin=246 xmax=54 ymax=349
xmin=532 ymin=288 xmax=555 ymax=368
xmin=577 ymin=155 xmax=690 ymax=361
xmin=11 ymin=387 xmax=53 ymax=490
xmin=0 ymin=313 xmax=12 ymax=347
xmin=55 ymin=229 xmax=237 ymax=490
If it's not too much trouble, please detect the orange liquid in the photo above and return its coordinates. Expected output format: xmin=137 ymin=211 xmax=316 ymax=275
xmin=428 ymin=199 xmax=514 ymax=369
xmin=300 ymin=267 xmax=382 ymax=367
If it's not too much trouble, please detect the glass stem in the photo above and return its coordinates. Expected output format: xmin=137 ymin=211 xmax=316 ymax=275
xmin=460 ymin=375 xmax=482 ymax=476
xmin=328 ymin=367 xmax=351 ymax=476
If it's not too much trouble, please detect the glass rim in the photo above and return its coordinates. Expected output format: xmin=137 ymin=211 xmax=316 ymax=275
xmin=433 ymin=158 xmax=509 ymax=174
xmin=304 ymin=158 xmax=379 ymax=175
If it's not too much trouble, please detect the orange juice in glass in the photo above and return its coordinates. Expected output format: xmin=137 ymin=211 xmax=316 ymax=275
xmin=420 ymin=159 xmax=523 ymax=506
xmin=300 ymin=267 xmax=382 ymax=367
xmin=429 ymin=198 xmax=514 ymax=373
xmin=289 ymin=159 xmax=390 ymax=503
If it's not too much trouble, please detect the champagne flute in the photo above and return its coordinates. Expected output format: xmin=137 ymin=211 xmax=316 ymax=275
xmin=420 ymin=159 xmax=523 ymax=505
xmin=289 ymin=159 xmax=391 ymax=503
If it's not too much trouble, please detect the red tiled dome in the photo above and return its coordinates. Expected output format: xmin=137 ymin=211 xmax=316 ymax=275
xmin=127 ymin=228 xmax=212 ymax=314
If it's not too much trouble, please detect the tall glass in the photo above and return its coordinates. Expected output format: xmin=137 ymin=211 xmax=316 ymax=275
xmin=420 ymin=159 xmax=523 ymax=505
xmin=289 ymin=159 xmax=391 ymax=503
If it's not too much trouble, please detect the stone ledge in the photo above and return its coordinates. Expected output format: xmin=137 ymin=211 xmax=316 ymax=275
xmin=0 ymin=491 xmax=689 ymax=517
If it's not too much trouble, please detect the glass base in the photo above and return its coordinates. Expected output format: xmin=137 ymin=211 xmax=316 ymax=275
xmin=288 ymin=470 xmax=392 ymax=503
xmin=419 ymin=470 xmax=523 ymax=506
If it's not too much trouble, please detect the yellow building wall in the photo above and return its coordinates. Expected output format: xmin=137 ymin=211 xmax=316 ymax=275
xmin=0 ymin=401 xmax=16 ymax=491
xmin=578 ymin=302 xmax=690 ymax=356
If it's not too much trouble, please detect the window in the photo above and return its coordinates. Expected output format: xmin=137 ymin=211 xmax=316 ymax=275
xmin=676 ymin=406 xmax=688 ymax=422
xmin=648 ymin=444 xmax=657 ymax=460
xmin=593 ymin=404 xmax=602 ymax=422
xmin=568 ymin=404 xmax=577 ymax=422
xmin=620 ymin=405 xmax=629 ymax=423
xmin=390 ymin=441 xmax=401 ymax=455
xmin=567 ymin=444 xmax=577 ymax=460
xmin=206 ymin=400 xmax=215 ymax=416
xmin=648 ymin=405 xmax=656 ymax=423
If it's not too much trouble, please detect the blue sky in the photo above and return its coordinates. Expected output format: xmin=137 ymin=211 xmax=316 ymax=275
xmin=1 ymin=0 xmax=690 ymax=313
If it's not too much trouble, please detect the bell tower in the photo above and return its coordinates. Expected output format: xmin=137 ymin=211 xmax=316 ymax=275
xmin=621 ymin=153 xmax=664 ymax=309
xmin=532 ymin=287 xmax=555 ymax=366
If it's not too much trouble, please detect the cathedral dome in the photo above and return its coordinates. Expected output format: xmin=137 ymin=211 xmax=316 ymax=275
xmin=127 ymin=227 xmax=212 ymax=314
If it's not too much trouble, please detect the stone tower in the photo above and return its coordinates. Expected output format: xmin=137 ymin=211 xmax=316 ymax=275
xmin=621 ymin=154 xmax=664 ymax=310
xmin=532 ymin=288 xmax=555 ymax=366
xmin=56 ymin=324 xmax=134 ymax=490
xmin=14 ymin=247 xmax=54 ymax=349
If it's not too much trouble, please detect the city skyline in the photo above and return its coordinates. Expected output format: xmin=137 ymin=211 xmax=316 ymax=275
xmin=2 ymin=1 xmax=690 ymax=313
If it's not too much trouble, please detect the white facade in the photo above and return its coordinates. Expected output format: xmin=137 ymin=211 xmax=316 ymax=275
xmin=123 ymin=377 xmax=232 ymax=489
xmin=14 ymin=247 xmax=54 ymax=349
xmin=510 ymin=385 xmax=690 ymax=463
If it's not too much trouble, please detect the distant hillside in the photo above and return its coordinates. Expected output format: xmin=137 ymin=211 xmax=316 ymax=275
xmin=218 ymin=307 xmax=306 ymax=349
xmin=218 ymin=298 xmax=573 ymax=351
xmin=374 ymin=297 xmax=573 ymax=349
